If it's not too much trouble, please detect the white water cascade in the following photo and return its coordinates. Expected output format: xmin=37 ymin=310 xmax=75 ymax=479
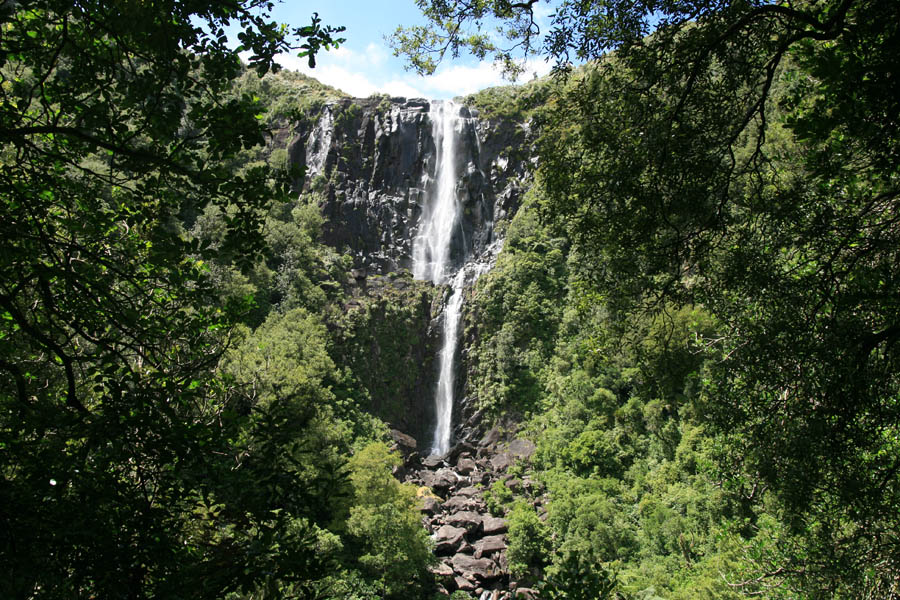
xmin=412 ymin=100 xmax=474 ymax=456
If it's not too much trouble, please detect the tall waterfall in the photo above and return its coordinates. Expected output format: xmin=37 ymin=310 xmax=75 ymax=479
xmin=413 ymin=101 xmax=468 ymax=456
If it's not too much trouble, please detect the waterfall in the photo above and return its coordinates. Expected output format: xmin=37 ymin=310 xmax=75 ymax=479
xmin=413 ymin=101 xmax=462 ymax=285
xmin=413 ymin=101 xmax=502 ymax=456
xmin=432 ymin=270 xmax=465 ymax=456
xmin=412 ymin=100 xmax=467 ymax=456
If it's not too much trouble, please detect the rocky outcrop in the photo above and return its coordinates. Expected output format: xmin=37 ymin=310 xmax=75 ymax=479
xmin=329 ymin=271 xmax=443 ymax=443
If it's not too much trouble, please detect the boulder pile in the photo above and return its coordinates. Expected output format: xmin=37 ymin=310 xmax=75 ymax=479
xmin=389 ymin=428 xmax=541 ymax=598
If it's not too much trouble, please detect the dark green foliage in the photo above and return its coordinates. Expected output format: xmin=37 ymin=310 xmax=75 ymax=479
xmin=540 ymin=550 xmax=621 ymax=600
xmin=505 ymin=501 xmax=551 ymax=578
xmin=463 ymin=187 xmax=756 ymax=597
xmin=345 ymin=442 xmax=436 ymax=598
xmin=328 ymin=272 xmax=441 ymax=438
xmin=534 ymin=4 xmax=900 ymax=592
xmin=0 ymin=1 xmax=355 ymax=597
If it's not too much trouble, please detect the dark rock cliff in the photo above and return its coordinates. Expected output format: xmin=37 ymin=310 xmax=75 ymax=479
xmin=287 ymin=96 xmax=531 ymax=277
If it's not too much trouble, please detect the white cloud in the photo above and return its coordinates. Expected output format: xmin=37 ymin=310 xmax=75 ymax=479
xmin=364 ymin=43 xmax=388 ymax=66
xmin=380 ymin=79 xmax=428 ymax=99
xmin=423 ymin=63 xmax=507 ymax=96
xmin=420 ymin=57 xmax=553 ymax=97
xmin=271 ymin=46 xmax=555 ymax=100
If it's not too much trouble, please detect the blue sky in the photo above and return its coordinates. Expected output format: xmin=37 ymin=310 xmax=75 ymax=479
xmin=252 ymin=1 xmax=556 ymax=99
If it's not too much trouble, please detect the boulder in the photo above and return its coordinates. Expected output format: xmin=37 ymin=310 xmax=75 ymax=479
xmin=423 ymin=454 xmax=444 ymax=469
xmin=457 ymin=457 xmax=478 ymax=475
xmin=490 ymin=453 xmax=515 ymax=472
xmin=479 ymin=427 xmax=503 ymax=449
xmin=446 ymin=511 xmax=483 ymax=532
xmin=429 ymin=561 xmax=455 ymax=578
xmin=508 ymin=438 xmax=536 ymax=460
xmin=451 ymin=553 xmax=499 ymax=581
xmin=433 ymin=525 xmax=467 ymax=554
xmin=473 ymin=535 xmax=507 ymax=558
xmin=504 ymin=478 xmax=521 ymax=493
xmin=420 ymin=496 xmax=443 ymax=515
xmin=390 ymin=429 xmax=417 ymax=452
xmin=404 ymin=451 xmax=421 ymax=468
xmin=482 ymin=516 xmax=508 ymax=535
xmin=455 ymin=576 xmax=477 ymax=592
xmin=515 ymin=588 xmax=538 ymax=600
xmin=422 ymin=467 xmax=457 ymax=493
xmin=448 ymin=441 xmax=476 ymax=463
xmin=455 ymin=486 xmax=482 ymax=497
xmin=443 ymin=495 xmax=478 ymax=512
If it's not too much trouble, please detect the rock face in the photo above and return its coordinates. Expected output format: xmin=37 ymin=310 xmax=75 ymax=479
xmin=289 ymin=96 xmax=531 ymax=277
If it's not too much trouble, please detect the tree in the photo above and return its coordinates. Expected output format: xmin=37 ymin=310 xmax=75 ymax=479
xmin=345 ymin=442 xmax=435 ymax=598
xmin=0 ymin=1 xmax=344 ymax=597
xmin=398 ymin=0 xmax=900 ymax=595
